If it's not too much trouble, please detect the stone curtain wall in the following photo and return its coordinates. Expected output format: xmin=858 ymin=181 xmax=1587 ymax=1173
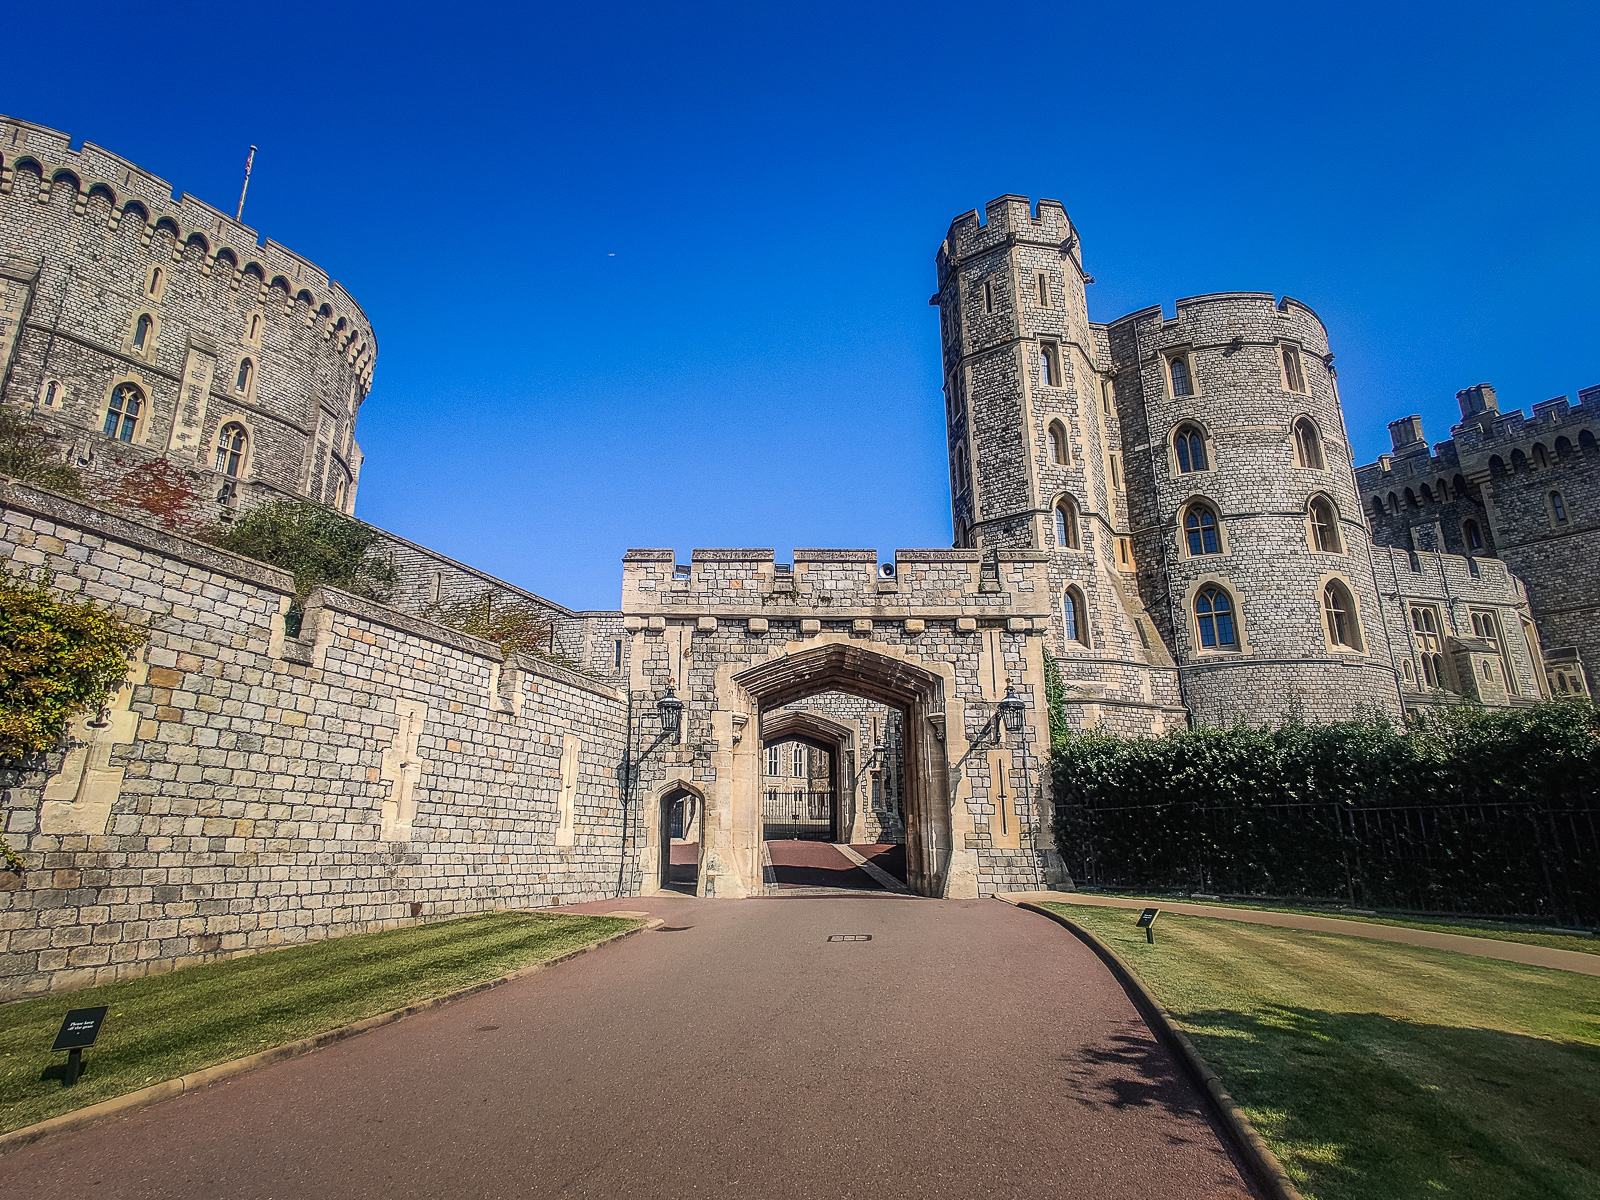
xmin=0 ymin=116 xmax=374 ymax=518
xmin=0 ymin=483 xmax=626 ymax=999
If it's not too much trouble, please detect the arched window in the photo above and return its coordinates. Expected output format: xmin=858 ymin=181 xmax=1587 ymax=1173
xmin=103 ymin=383 xmax=143 ymax=442
xmin=954 ymin=443 xmax=970 ymax=495
xmin=1386 ymin=491 xmax=1399 ymax=514
xmin=1281 ymin=345 xmax=1307 ymax=393
xmin=1463 ymin=519 xmax=1483 ymax=552
xmin=248 ymin=313 xmax=261 ymax=341
xmin=1046 ymin=421 xmax=1068 ymax=465
xmin=235 ymin=357 xmax=254 ymax=393
xmin=1411 ymin=606 xmax=1448 ymax=689
xmin=1195 ymin=587 xmax=1237 ymax=649
xmin=40 ymin=379 xmax=60 ymax=408
xmin=133 ymin=314 xmax=152 ymax=352
xmin=1174 ymin=425 xmax=1207 ymax=473
xmin=1550 ymin=491 xmax=1568 ymax=523
xmin=146 ymin=266 xmax=162 ymax=297
xmin=1323 ymin=581 xmax=1362 ymax=650
xmin=1309 ymin=497 xmax=1341 ymax=552
xmin=792 ymin=744 xmax=805 ymax=778
xmin=1039 ymin=343 xmax=1059 ymax=387
xmin=1054 ymin=498 xmax=1080 ymax=550
xmin=1420 ymin=484 xmax=1435 ymax=504
xmin=1581 ymin=430 xmax=1598 ymax=454
xmin=214 ymin=422 xmax=247 ymax=476
xmin=1168 ymin=355 xmax=1192 ymax=398
xmin=1293 ymin=418 xmax=1324 ymax=469
xmin=1404 ymin=487 xmax=1419 ymax=509
xmin=1370 ymin=496 xmax=1385 ymax=521
xmin=1184 ymin=503 xmax=1220 ymax=555
xmin=1533 ymin=443 xmax=1549 ymax=469
xmin=1062 ymin=588 xmax=1088 ymax=646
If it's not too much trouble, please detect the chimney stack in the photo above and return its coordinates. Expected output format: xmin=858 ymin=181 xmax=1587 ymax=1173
xmin=1388 ymin=414 xmax=1428 ymax=456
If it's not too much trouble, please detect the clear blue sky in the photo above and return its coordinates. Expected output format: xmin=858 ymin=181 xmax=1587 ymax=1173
xmin=5 ymin=2 xmax=1596 ymax=610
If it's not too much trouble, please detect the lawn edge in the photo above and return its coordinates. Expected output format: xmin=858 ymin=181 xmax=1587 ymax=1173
xmin=1004 ymin=897 xmax=1307 ymax=1200
xmin=0 ymin=915 xmax=660 ymax=1157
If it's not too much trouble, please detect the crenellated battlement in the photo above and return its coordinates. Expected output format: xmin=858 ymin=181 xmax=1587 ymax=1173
xmin=0 ymin=115 xmax=374 ymax=371
xmin=621 ymin=547 xmax=1051 ymax=621
xmin=1105 ymin=291 xmax=1331 ymax=354
xmin=937 ymin=195 xmax=1077 ymax=279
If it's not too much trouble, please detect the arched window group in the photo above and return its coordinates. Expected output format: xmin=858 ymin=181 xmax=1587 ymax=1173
xmin=214 ymin=423 xmax=247 ymax=477
xmin=1174 ymin=425 xmax=1207 ymax=473
xmin=1184 ymin=502 xmax=1220 ymax=556
xmin=103 ymin=384 xmax=143 ymax=442
xmin=1054 ymin=498 xmax=1080 ymax=550
xmin=1410 ymin=605 xmax=1447 ymax=688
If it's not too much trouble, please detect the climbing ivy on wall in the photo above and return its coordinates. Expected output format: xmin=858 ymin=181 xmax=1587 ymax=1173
xmin=1042 ymin=649 xmax=1067 ymax=744
xmin=0 ymin=563 xmax=146 ymax=765
xmin=0 ymin=407 xmax=84 ymax=498
xmin=1052 ymin=701 xmax=1600 ymax=924
xmin=422 ymin=591 xmax=587 ymax=671
xmin=204 ymin=500 xmax=396 ymax=632
xmin=109 ymin=456 xmax=204 ymax=531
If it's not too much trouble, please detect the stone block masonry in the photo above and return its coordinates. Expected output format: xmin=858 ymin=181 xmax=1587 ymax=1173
xmin=0 ymin=482 xmax=628 ymax=999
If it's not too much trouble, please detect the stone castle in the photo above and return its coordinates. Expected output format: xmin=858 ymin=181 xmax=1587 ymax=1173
xmin=0 ymin=119 xmax=1592 ymax=996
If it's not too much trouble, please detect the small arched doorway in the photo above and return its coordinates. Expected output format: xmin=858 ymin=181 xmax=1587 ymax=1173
xmin=658 ymin=786 xmax=701 ymax=894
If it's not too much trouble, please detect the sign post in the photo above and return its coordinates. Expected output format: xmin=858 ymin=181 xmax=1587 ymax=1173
xmin=1135 ymin=908 xmax=1160 ymax=944
xmin=51 ymin=1006 xmax=108 ymax=1086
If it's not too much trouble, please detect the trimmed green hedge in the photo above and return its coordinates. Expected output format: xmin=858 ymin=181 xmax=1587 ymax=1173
xmin=1051 ymin=701 xmax=1600 ymax=926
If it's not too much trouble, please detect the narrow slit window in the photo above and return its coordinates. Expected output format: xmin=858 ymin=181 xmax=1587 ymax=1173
xmin=1037 ymin=273 xmax=1049 ymax=306
xmin=1169 ymin=355 xmax=1192 ymax=397
xmin=1464 ymin=519 xmax=1483 ymax=551
xmin=146 ymin=266 xmax=162 ymax=297
xmin=1109 ymin=454 xmax=1122 ymax=491
xmin=1282 ymin=345 xmax=1307 ymax=393
xmin=133 ymin=314 xmax=152 ymax=351
xmin=235 ymin=357 xmax=254 ymax=393
xmin=1039 ymin=344 xmax=1058 ymax=387
xmin=1551 ymin=491 xmax=1568 ymax=523
xmin=983 ymin=281 xmax=993 ymax=313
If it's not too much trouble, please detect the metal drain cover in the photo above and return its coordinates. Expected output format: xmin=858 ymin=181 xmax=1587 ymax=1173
xmin=827 ymin=934 xmax=872 ymax=942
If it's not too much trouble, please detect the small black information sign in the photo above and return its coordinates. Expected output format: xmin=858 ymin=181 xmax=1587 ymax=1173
xmin=52 ymin=1006 xmax=108 ymax=1051
xmin=1136 ymin=908 xmax=1160 ymax=943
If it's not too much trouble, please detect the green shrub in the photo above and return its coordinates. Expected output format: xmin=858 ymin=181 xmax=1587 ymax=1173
xmin=1052 ymin=701 xmax=1600 ymax=924
xmin=203 ymin=500 xmax=396 ymax=632
xmin=0 ymin=564 xmax=146 ymax=765
xmin=422 ymin=591 xmax=586 ymax=670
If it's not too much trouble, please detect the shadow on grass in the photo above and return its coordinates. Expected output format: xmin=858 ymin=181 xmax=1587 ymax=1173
xmin=1179 ymin=1004 xmax=1600 ymax=1200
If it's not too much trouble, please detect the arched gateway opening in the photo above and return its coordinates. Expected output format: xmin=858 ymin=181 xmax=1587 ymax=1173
xmin=732 ymin=643 xmax=953 ymax=897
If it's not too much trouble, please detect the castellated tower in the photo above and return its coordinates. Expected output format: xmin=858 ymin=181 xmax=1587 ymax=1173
xmin=1103 ymin=293 xmax=1399 ymax=724
xmin=934 ymin=196 xmax=1186 ymax=734
xmin=936 ymin=196 xmax=1406 ymax=728
xmin=0 ymin=115 xmax=374 ymax=517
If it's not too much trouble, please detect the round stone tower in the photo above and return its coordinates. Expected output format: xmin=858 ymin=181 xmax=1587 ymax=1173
xmin=0 ymin=115 xmax=374 ymax=515
xmin=1105 ymin=292 xmax=1399 ymax=724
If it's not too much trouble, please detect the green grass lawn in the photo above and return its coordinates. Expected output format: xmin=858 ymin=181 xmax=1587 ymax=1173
xmin=1070 ymin=892 xmax=1598 ymax=955
xmin=1042 ymin=901 xmax=1600 ymax=1200
xmin=0 ymin=910 xmax=637 ymax=1136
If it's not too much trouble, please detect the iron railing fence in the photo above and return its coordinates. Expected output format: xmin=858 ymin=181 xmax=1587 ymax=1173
xmin=1058 ymin=796 xmax=1599 ymax=927
xmin=763 ymin=789 xmax=835 ymax=842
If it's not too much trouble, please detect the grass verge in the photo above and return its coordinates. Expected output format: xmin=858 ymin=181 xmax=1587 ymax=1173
xmin=1070 ymin=892 xmax=1597 ymax=954
xmin=0 ymin=910 xmax=637 ymax=1136
xmin=1041 ymin=901 xmax=1600 ymax=1200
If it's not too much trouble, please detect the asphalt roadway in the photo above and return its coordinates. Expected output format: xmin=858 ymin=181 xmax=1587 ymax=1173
xmin=6 ymin=896 xmax=1261 ymax=1200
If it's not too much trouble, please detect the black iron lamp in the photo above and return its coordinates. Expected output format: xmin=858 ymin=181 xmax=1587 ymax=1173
xmin=657 ymin=680 xmax=684 ymax=742
xmin=997 ymin=682 xmax=1026 ymax=735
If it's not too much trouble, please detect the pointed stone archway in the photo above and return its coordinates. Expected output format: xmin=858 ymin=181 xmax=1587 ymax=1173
xmin=620 ymin=547 xmax=1063 ymax=900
